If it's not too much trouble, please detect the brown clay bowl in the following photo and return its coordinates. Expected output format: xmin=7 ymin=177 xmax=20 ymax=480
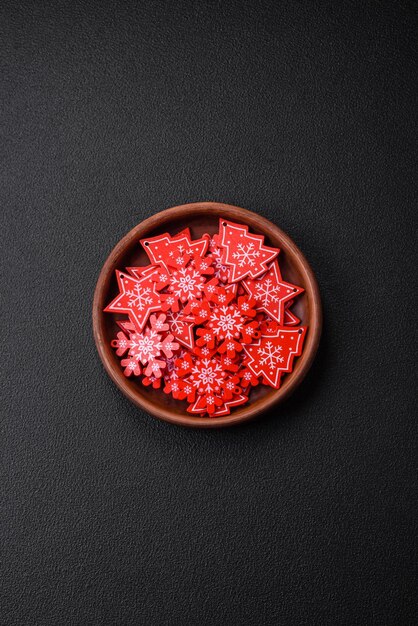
xmin=93 ymin=202 xmax=322 ymax=428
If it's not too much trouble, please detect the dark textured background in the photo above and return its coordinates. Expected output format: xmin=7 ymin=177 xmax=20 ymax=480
xmin=1 ymin=1 xmax=417 ymax=624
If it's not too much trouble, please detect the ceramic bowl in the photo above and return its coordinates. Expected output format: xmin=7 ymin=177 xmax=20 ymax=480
xmin=92 ymin=202 xmax=322 ymax=427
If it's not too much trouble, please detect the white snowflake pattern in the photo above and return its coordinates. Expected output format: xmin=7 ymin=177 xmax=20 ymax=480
xmin=165 ymin=310 xmax=189 ymax=335
xmin=169 ymin=267 xmax=204 ymax=301
xmin=168 ymin=244 xmax=188 ymax=266
xmin=189 ymin=358 xmax=224 ymax=393
xmin=232 ymin=242 xmax=260 ymax=268
xmin=257 ymin=341 xmax=284 ymax=368
xmin=210 ymin=305 xmax=243 ymax=339
xmin=255 ymin=279 xmax=280 ymax=306
xmin=126 ymin=283 xmax=153 ymax=311
xmin=129 ymin=330 xmax=161 ymax=364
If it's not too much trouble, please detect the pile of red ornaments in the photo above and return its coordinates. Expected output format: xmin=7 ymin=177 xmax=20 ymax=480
xmin=105 ymin=219 xmax=307 ymax=417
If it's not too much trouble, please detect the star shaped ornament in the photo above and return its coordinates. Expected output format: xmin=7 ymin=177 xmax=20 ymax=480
xmin=243 ymin=261 xmax=304 ymax=325
xmin=104 ymin=271 xmax=162 ymax=331
xmin=215 ymin=219 xmax=279 ymax=282
xmin=243 ymin=326 xmax=307 ymax=388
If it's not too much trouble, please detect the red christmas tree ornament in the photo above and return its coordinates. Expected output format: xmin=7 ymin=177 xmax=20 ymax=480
xmin=243 ymin=327 xmax=307 ymax=388
xmin=210 ymin=394 xmax=249 ymax=417
xmin=140 ymin=231 xmax=209 ymax=270
xmin=215 ymin=219 xmax=279 ymax=282
xmin=104 ymin=219 xmax=309 ymax=418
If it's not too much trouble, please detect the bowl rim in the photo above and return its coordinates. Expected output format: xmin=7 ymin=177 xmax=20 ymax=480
xmin=92 ymin=201 xmax=322 ymax=428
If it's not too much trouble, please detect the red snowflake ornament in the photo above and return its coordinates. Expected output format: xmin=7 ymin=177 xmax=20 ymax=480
xmin=238 ymin=367 xmax=260 ymax=389
xmin=207 ymin=304 xmax=243 ymax=342
xmin=203 ymin=277 xmax=220 ymax=302
xmin=220 ymin=374 xmax=241 ymax=400
xmin=149 ymin=313 xmax=169 ymax=333
xmin=120 ymin=357 xmax=141 ymax=377
xmin=124 ymin=324 xmax=179 ymax=379
xmin=142 ymin=375 xmax=162 ymax=389
xmin=127 ymin=328 xmax=161 ymax=362
xmin=184 ymin=356 xmax=226 ymax=397
xmin=167 ymin=265 xmax=206 ymax=304
xmin=195 ymin=326 xmax=217 ymax=350
xmin=111 ymin=331 xmax=130 ymax=356
xmin=191 ymin=254 xmax=215 ymax=276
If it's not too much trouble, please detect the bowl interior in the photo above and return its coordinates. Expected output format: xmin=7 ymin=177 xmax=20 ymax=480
xmin=94 ymin=204 xmax=320 ymax=426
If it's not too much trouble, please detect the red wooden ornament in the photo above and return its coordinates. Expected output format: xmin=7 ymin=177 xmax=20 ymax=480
xmin=215 ymin=219 xmax=279 ymax=282
xmin=104 ymin=271 xmax=162 ymax=331
xmin=243 ymin=326 xmax=307 ymax=388
xmin=243 ymin=261 xmax=304 ymax=325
